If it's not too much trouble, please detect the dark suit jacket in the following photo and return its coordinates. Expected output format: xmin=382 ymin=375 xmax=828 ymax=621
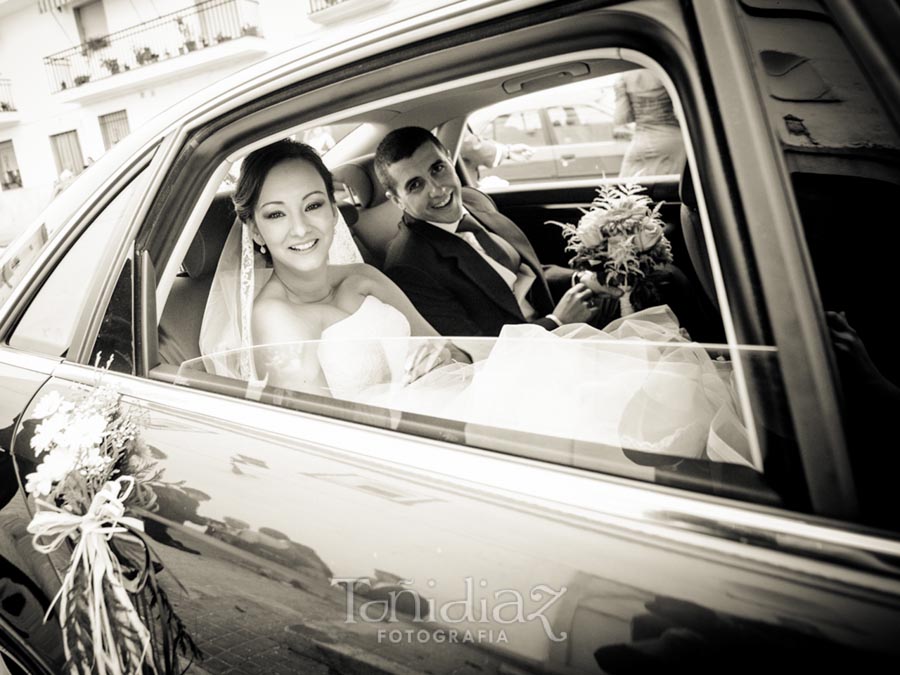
xmin=383 ymin=188 xmax=562 ymax=336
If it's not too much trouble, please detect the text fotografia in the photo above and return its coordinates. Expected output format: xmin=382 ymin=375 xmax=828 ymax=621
xmin=379 ymin=628 xmax=509 ymax=645
xmin=331 ymin=576 xmax=568 ymax=643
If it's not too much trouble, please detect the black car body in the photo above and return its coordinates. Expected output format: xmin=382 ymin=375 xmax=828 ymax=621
xmin=2 ymin=1 xmax=899 ymax=672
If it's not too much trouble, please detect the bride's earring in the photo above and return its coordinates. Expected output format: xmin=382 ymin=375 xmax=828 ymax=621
xmin=260 ymin=244 xmax=267 ymax=254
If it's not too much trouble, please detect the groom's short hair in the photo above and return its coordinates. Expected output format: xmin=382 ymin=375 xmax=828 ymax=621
xmin=233 ymin=139 xmax=335 ymax=224
xmin=374 ymin=127 xmax=450 ymax=193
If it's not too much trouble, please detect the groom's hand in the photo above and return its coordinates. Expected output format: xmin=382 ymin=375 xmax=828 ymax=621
xmin=552 ymin=282 xmax=604 ymax=324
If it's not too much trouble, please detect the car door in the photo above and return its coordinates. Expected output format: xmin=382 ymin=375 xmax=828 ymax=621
xmin=16 ymin=362 xmax=900 ymax=673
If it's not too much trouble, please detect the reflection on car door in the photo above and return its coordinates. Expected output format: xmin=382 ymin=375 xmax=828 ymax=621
xmin=13 ymin=370 xmax=900 ymax=672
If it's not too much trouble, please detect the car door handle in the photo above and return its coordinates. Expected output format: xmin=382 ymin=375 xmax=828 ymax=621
xmin=560 ymin=153 xmax=576 ymax=160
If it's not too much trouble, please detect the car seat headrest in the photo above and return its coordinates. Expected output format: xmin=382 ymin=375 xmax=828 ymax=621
xmin=182 ymin=193 xmax=236 ymax=279
xmin=332 ymin=162 xmax=374 ymax=209
xmin=333 ymin=154 xmax=391 ymax=209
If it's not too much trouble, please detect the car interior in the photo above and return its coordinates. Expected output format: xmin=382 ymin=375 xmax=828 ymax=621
xmin=127 ymin=35 xmax=794 ymax=510
xmin=156 ymin=56 xmax=724 ymax=374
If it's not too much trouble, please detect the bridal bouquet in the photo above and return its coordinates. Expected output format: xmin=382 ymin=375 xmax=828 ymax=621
xmin=551 ymin=182 xmax=673 ymax=314
xmin=24 ymin=367 xmax=200 ymax=674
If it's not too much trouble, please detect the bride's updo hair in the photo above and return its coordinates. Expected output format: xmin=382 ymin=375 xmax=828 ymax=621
xmin=233 ymin=139 xmax=336 ymax=224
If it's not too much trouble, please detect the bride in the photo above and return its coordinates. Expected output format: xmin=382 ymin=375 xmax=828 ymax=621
xmin=200 ymin=139 xmax=472 ymax=394
xmin=199 ymin=139 xmax=754 ymax=466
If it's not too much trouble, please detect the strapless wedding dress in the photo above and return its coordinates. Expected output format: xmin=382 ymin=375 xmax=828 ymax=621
xmin=317 ymin=295 xmax=412 ymax=400
xmin=316 ymin=296 xmax=472 ymax=417
xmin=312 ymin=297 xmax=753 ymax=466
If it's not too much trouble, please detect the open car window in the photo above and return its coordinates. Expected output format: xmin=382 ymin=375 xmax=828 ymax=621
xmin=140 ymin=51 xmax=813 ymax=519
xmin=464 ymin=71 xmax=679 ymax=190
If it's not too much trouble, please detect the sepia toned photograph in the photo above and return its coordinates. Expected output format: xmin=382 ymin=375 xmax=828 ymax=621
xmin=1 ymin=0 xmax=898 ymax=672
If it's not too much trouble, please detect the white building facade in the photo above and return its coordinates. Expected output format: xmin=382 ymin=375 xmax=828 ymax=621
xmin=0 ymin=0 xmax=402 ymax=244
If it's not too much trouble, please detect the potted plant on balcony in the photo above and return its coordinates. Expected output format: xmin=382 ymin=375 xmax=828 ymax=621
xmin=0 ymin=101 xmax=12 ymax=112
xmin=134 ymin=46 xmax=159 ymax=66
xmin=84 ymin=36 xmax=110 ymax=53
xmin=101 ymin=58 xmax=120 ymax=75
xmin=74 ymin=74 xmax=91 ymax=86
xmin=240 ymin=24 xmax=260 ymax=37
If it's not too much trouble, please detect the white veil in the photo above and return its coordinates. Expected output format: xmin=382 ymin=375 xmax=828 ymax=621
xmin=198 ymin=208 xmax=362 ymax=381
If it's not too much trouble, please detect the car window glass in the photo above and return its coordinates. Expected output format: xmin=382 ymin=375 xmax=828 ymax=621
xmin=297 ymin=122 xmax=358 ymax=156
xmin=91 ymin=256 xmax=133 ymax=374
xmin=7 ymin=170 xmax=148 ymax=357
xmin=739 ymin=4 xmax=900 ymax=527
xmin=466 ymin=71 xmax=682 ymax=189
xmin=175 ymin=334 xmax=778 ymax=501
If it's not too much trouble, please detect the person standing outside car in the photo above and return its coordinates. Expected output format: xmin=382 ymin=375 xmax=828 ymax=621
xmin=614 ymin=69 xmax=686 ymax=177
xmin=375 ymin=127 xmax=616 ymax=337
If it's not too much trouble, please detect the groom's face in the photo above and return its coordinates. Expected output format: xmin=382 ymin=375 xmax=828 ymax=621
xmin=386 ymin=141 xmax=463 ymax=224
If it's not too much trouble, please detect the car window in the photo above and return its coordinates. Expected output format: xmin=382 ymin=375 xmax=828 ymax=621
xmin=466 ymin=72 xmax=680 ymax=189
xmin=739 ymin=3 xmax=900 ymax=527
xmin=154 ymin=131 xmax=800 ymax=512
xmin=298 ymin=122 xmax=361 ymax=156
xmin=7 ymin=169 xmax=148 ymax=357
xmin=176 ymin=333 xmax=775 ymax=496
xmin=546 ymin=104 xmax=614 ymax=144
xmin=90 ymin=255 xmax=133 ymax=374
xmin=142 ymin=52 xmax=816 ymax=514
xmin=488 ymin=110 xmax=545 ymax=146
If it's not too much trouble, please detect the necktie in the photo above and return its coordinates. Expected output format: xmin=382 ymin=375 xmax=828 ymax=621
xmin=456 ymin=215 xmax=518 ymax=273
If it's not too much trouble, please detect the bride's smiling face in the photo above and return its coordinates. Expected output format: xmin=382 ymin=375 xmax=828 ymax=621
xmin=252 ymin=158 xmax=336 ymax=272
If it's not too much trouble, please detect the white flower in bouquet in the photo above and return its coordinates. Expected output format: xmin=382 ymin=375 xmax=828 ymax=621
xmin=32 ymin=390 xmax=65 ymax=419
xmin=575 ymin=209 xmax=607 ymax=248
xmin=80 ymin=445 xmax=115 ymax=480
xmin=60 ymin=411 xmax=108 ymax=453
xmin=634 ymin=217 xmax=664 ymax=251
xmin=30 ymin=411 xmax=70 ymax=455
xmin=25 ymin=446 xmax=78 ymax=496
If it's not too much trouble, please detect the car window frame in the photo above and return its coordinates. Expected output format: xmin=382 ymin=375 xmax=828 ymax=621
xmin=70 ymin=137 xmax=180 ymax=370
xmin=111 ymin=3 xmax=865 ymax=522
xmin=688 ymin=3 xmax=862 ymax=519
xmin=0 ymin=147 xmax=162 ymax=360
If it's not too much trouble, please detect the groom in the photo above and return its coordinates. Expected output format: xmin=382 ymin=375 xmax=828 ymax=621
xmin=375 ymin=127 xmax=607 ymax=336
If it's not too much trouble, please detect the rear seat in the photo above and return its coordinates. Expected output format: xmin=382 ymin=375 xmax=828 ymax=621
xmin=158 ymin=193 xmax=235 ymax=367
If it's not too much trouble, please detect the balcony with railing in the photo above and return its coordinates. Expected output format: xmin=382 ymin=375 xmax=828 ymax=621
xmin=43 ymin=0 xmax=264 ymax=98
xmin=0 ymin=79 xmax=20 ymax=128
xmin=307 ymin=0 xmax=393 ymax=24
